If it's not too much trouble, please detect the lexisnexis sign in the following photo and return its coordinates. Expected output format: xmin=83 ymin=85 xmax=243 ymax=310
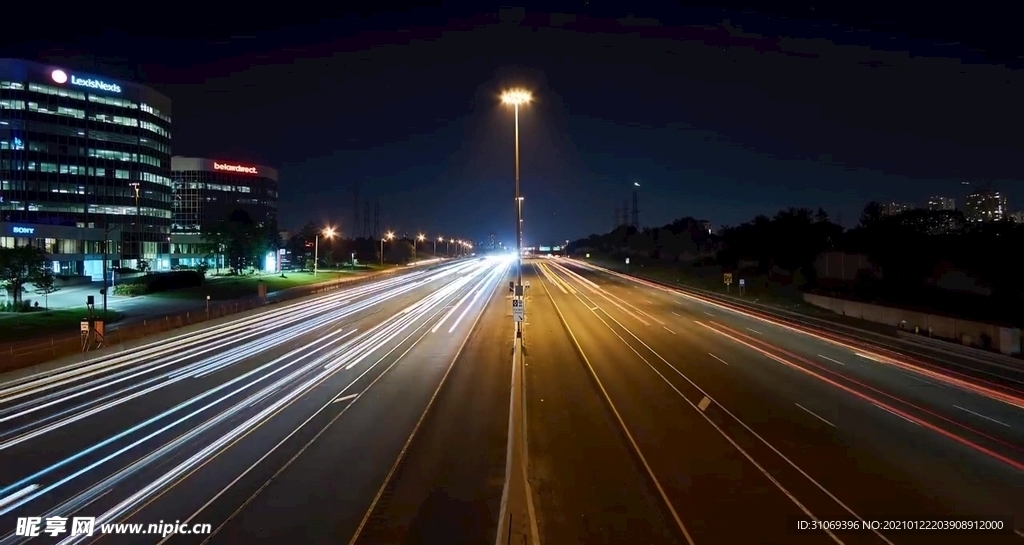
xmin=50 ymin=69 xmax=122 ymax=93
xmin=213 ymin=162 xmax=259 ymax=175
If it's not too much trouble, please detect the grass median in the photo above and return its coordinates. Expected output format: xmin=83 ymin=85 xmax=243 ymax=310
xmin=147 ymin=269 xmax=378 ymax=301
xmin=0 ymin=308 xmax=123 ymax=343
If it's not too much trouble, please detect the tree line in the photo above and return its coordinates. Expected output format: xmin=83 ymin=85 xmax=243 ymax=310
xmin=570 ymin=202 xmax=1024 ymax=317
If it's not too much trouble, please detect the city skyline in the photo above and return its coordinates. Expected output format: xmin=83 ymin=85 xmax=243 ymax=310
xmin=4 ymin=7 xmax=1023 ymax=242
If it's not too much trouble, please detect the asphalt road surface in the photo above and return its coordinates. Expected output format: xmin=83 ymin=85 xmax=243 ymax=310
xmin=0 ymin=256 xmax=514 ymax=545
xmin=526 ymin=257 xmax=1024 ymax=544
xmin=4 ymin=253 xmax=1022 ymax=544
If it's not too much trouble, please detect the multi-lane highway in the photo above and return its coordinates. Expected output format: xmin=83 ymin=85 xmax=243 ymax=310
xmin=0 ymin=257 xmax=515 ymax=545
xmin=525 ymin=257 xmax=1024 ymax=544
xmin=3 ymin=252 xmax=1023 ymax=544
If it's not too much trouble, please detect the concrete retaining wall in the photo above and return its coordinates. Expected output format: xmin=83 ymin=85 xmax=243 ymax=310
xmin=803 ymin=292 xmax=1021 ymax=355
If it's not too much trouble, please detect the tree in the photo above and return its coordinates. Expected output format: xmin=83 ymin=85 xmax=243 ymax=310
xmin=202 ymin=209 xmax=268 ymax=274
xmin=0 ymin=246 xmax=47 ymax=306
xmin=33 ymin=265 xmax=60 ymax=310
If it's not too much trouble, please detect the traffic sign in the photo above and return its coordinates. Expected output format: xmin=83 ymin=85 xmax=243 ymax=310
xmin=723 ymin=273 xmax=733 ymax=285
xmin=512 ymin=298 xmax=524 ymax=322
xmin=738 ymin=278 xmax=745 ymax=287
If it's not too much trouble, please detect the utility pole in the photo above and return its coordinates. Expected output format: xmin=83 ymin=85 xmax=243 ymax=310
xmin=130 ymin=182 xmax=141 ymax=266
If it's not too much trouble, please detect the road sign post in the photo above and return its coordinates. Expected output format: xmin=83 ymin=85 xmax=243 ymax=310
xmin=512 ymin=297 xmax=524 ymax=322
xmin=738 ymin=277 xmax=745 ymax=295
xmin=723 ymin=272 xmax=733 ymax=293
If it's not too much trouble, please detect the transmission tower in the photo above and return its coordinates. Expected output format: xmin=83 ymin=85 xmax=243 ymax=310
xmin=631 ymin=186 xmax=639 ymax=228
xmin=373 ymin=200 xmax=380 ymax=239
xmin=352 ymin=180 xmax=361 ymax=238
xmin=362 ymin=200 xmax=371 ymax=238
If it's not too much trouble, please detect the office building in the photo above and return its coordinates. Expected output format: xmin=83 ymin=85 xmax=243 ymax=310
xmin=169 ymin=156 xmax=278 ymax=268
xmin=0 ymin=59 xmax=172 ymax=278
xmin=964 ymin=189 xmax=1007 ymax=223
xmin=926 ymin=196 xmax=955 ymax=211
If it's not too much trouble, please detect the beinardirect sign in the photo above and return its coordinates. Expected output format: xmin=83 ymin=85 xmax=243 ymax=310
xmin=12 ymin=226 xmax=35 ymax=235
xmin=213 ymin=162 xmax=259 ymax=175
xmin=51 ymin=69 xmax=122 ymax=93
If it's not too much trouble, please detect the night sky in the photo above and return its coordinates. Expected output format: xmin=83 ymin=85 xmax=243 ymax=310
xmin=5 ymin=2 xmax=1022 ymax=245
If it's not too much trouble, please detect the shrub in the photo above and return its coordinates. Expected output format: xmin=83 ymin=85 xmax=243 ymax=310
xmin=113 ymin=283 xmax=147 ymax=297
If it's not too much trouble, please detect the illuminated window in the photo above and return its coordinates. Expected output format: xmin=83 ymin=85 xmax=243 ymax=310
xmin=0 ymin=81 xmax=25 ymax=90
xmin=0 ymin=99 xmax=25 ymax=110
xmin=27 ymin=83 xmax=86 ymax=100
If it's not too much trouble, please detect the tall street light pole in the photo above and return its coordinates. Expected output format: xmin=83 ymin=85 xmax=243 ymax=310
xmin=314 ymin=226 xmax=336 ymax=276
xmin=501 ymin=89 xmax=531 ymax=293
xmin=129 ymin=182 xmax=140 ymax=267
xmin=435 ymin=236 xmax=441 ymax=256
xmin=380 ymin=231 xmax=394 ymax=266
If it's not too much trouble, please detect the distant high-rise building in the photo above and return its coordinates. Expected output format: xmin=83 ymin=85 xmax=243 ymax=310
xmin=880 ymin=202 xmax=912 ymax=217
xmin=1010 ymin=211 xmax=1024 ymax=224
xmin=964 ymin=190 xmax=1007 ymax=222
xmin=926 ymin=196 xmax=955 ymax=211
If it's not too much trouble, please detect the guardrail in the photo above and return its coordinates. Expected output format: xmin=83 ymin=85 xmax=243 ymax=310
xmin=0 ymin=267 xmax=407 ymax=374
xmin=578 ymin=259 xmax=1024 ymax=367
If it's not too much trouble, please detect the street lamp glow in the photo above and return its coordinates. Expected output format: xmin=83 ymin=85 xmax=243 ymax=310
xmin=634 ymin=182 xmax=640 ymax=187
xmin=500 ymin=89 xmax=532 ymax=106
xmin=313 ymin=225 xmax=336 ymax=277
xmin=417 ymin=233 xmax=426 ymax=242
xmin=380 ymin=231 xmax=395 ymax=266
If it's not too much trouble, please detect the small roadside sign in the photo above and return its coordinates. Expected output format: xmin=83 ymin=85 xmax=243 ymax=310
xmin=625 ymin=258 xmax=630 ymax=265
xmin=738 ymin=278 xmax=745 ymax=287
xmin=723 ymin=273 xmax=733 ymax=285
xmin=512 ymin=298 xmax=524 ymax=322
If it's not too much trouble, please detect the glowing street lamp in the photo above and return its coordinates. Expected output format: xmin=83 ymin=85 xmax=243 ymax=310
xmin=501 ymin=88 xmax=531 ymax=295
xmin=381 ymin=231 xmax=395 ymax=266
xmin=314 ymin=226 xmax=336 ymax=276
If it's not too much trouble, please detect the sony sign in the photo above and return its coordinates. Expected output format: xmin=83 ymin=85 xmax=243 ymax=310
xmin=50 ymin=69 xmax=122 ymax=93
xmin=12 ymin=226 xmax=35 ymax=235
xmin=213 ymin=162 xmax=259 ymax=175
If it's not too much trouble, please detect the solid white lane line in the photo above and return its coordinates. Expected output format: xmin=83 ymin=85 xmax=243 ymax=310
xmin=707 ymin=353 xmax=730 ymax=366
xmin=795 ymin=403 xmax=835 ymax=428
xmin=953 ymin=405 xmax=1011 ymax=428
xmin=333 ymin=393 xmax=360 ymax=404
xmin=818 ymin=354 xmax=846 ymax=366
xmin=874 ymin=403 xmax=920 ymax=426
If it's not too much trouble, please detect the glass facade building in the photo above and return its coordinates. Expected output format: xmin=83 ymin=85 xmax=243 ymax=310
xmin=170 ymin=157 xmax=278 ymax=268
xmin=0 ymin=59 xmax=172 ymax=277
